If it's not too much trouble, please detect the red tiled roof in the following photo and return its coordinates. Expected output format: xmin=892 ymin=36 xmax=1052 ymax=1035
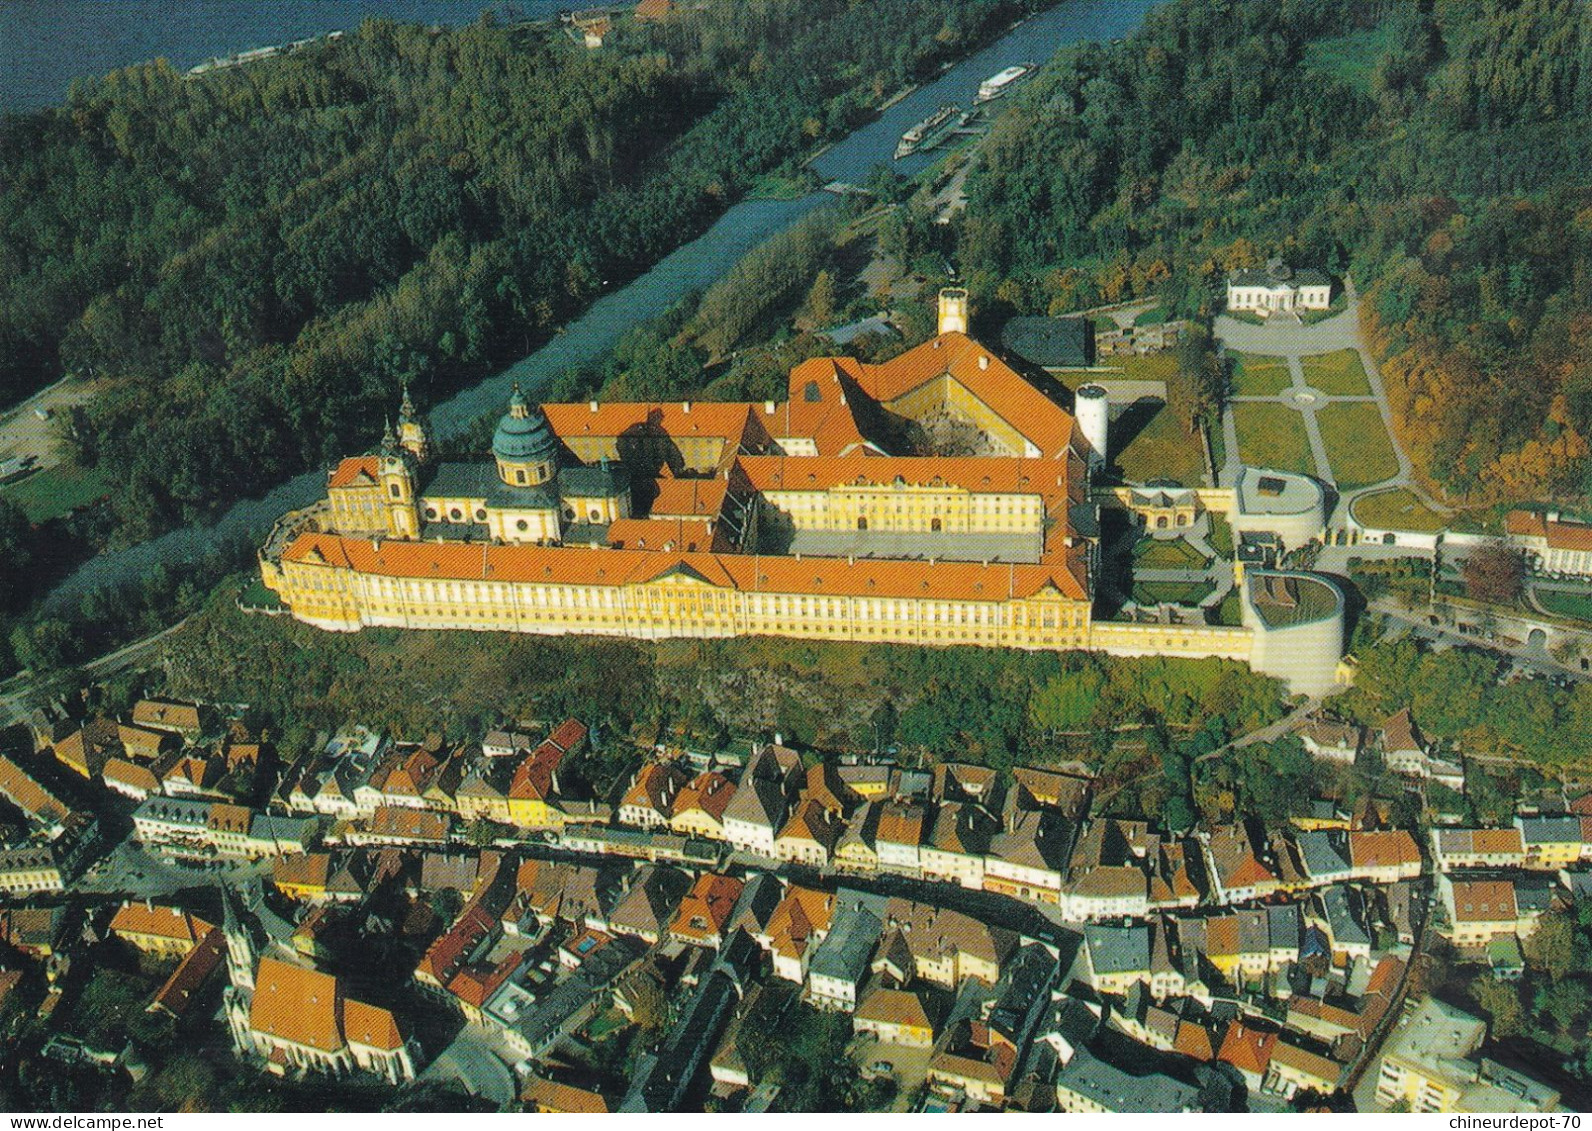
xmin=1547 ymin=517 xmax=1592 ymax=552
xmin=544 ymin=401 xmax=758 ymax=446
xmin=110 ymin=902 xmax=215 ymax=947
xmin=251 ymin=956 xmax=344 ymax=1052
xmin=644 ymin=478 xmax=730 ymax=519
xmin=546 ymin=719 xmax=588 ymax=754
xmin=1381 ymin=708 xmax=1423 ymax=754
xmin=737 ymin=453 xmax=1073 ymax=498
xmin=605 ymin=518 xmax=724 ymax=553
xmin=846 ymin=332 xmax=1077 ymax=459
xmin=344 ymin=998 xmax=404 ymax=1051
xmin=328 ymin=456 xmax=381 ymax=489
xmin=1218 ymin=1021 xmax=1278 ymax=1075
xmin=671 ymin=873 xmax=744 ymax=941
xmin=673 ymin=771 xmax=737 ymax=823
xmin=1506 ymin=509 xmax=1548 ymax=538
xmin=1347 ymin=829 xmax=1420 ymax=869
xmin=1451 ymin=879 xmax=1517 ymax=923
xmin=150 ymin=927 xmax=224 ymax=1018
xmin=282 ymin=532 xmax=1089 ymax=603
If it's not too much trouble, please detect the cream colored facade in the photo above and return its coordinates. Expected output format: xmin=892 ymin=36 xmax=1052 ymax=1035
xmin=761 ymin=481 xmax=1043 ymax=536
xmin=265 ymin=549 xmax=1096 ymax=652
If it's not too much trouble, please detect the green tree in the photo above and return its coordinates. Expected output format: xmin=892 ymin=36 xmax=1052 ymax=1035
xmin=802 ymin=270 xmax=837 ymax=328
xmin=1029 ymin=669 xmax=1104 ymax=734
xmin=1524 ymin=910 xmax=1577 ymax=981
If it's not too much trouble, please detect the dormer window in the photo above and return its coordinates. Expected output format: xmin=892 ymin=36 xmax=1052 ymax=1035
xmin=515 ymin=469 xmax=527 ymax=485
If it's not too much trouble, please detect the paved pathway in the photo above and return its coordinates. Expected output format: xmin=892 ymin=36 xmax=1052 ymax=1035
xmin=1126 ymin=521 xmax=1234 ymax=609
xmin=1214 ymin=279 xmax=1446 ymax=529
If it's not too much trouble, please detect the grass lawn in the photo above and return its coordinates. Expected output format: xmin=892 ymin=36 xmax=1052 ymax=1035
xmin=1207 ymin=513 xmax=1234 ymax=557
xmin=1213 ymin=590 xmax=1244 ymax=626
xmin=1233 ymin=403 xmax=1315 ymax=477
xmin=1350 ymin=488 xmax=1448 ymax=533
xmin=1537 ymin=589 xmax=1592 ymax=624
xmin=0 ymin=461 xmax=112 ymax=522
xmin=1319 ymin=403 xmax=1399 ymax=489
xmin=238 ymin=579 xmax=285 ymax=610
xmin=1231 ymin=352 xmax=1293 ymax=396
xmin=1133 ymin=580 xmax=1215 ymax=607
xmin=748 ymin=172 xmax=817 ymax=200
xmin=1300 ymin=294 xmax=1349 ymax=325
xmin=1087 ymin=354 xmax=1206 ymax=486
xmin=1114 ymin=402 xmax=1208 ymax=487
xmin=1301 ymin=349 xmax=1372 ymax=395
xmin=1133 ymin=537 xmax=1209 ymax=570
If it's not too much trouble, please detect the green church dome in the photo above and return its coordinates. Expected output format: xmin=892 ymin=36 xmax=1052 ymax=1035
xmin=493 ymin=385 xmax=558 ymax=463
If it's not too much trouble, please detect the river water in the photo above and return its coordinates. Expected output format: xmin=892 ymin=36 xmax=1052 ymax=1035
xmin=40 ymin=0 xmax=1160 ymax=611
xmin=0 ymin=1 xmax=562 ymax=115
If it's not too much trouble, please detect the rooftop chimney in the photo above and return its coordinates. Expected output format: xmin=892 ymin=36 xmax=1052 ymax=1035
xmin=765 ymin=401 xmax=776 ymax=415
xmin=589 ymin=401 xmax=598 ymax=412
xmin=682 ymin=401 xmax=691 ymax=414
xmin=979 ymin=355 xmax=989 ymax=370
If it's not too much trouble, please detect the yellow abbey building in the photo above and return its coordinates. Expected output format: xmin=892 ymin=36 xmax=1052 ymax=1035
xmin=260 ymin=293 xmax=1345 ymax=694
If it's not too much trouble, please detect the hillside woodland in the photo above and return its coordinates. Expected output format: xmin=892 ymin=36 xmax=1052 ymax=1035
xmin=0 ymin=0 xmax=1039 ymax=543
xmin=959 ymin=0 xmax=1592 ymax=505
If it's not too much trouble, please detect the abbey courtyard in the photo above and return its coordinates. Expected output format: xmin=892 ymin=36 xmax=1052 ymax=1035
xmin=260 ymin=290 xmax=1345 ymax=697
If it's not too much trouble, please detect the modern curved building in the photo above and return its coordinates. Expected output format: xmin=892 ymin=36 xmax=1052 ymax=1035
xmin=1242 ymin=571 xmax=1345 ymax=697
xmin=1233 ymin=467 xmax=1328 ymax=551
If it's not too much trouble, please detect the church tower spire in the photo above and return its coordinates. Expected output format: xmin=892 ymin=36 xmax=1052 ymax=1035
xmin=396 ymin=386 xmax=431 ymax=464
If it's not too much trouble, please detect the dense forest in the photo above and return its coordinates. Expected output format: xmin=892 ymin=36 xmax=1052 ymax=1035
xmin=0 ymin=0 xmax=1038 ymax=541
xmin=959 ymin=0 xmax=1592 ymax=504
xmin=0 ymin=0 xmax=1049 ymax=672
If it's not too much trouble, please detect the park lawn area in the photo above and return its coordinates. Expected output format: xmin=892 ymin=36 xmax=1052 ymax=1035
xmin=1351 ymin=488 xmax=1448 ymax=533
xmin=1114 ymin=401 xmax=1208 ymax=487
xmin=1098 ymin=354 xmax=1206 ymax=486
xmin=1537 ymin=588 xmax=1592 ymax=624
xmin=1133 ymin=580 xmax=1215 ymax=607
xmin=1111 ymin=351 xmax=1178 ymax=384
xmin=1319 ymin=403 xmax=1399 ymax=489
xmin=1231 ymin=352 xmax=1293 ymax=396
xmin=1233 ymin=403 xmax=1316 ymax=477
xmin=0 ymin=461 xmax=112 ymax=522
xmin=1301 ymin=348 xmax=1372 ymax=395
xmin=1133 ymin=537 xmax=1209 ymax=570
xmin=1207 ymin=513 xmax=1234 ymax=557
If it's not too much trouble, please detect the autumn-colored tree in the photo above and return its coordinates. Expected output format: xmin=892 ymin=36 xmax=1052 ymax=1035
xmin=1462 ymin=543 xmax=1526 ymax=604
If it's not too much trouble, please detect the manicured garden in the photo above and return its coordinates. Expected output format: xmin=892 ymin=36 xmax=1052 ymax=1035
xmin=1233 ymin=403 xmax=1315 ymax=477
xmin=1350 ymin=487 xmax=1448 ymax=533
xmin=1300 ymin=348 xmax=1372 ymax=395
xmin=1318 ymin=402 xmax=1399 ymax=489
xmin=1206 ymin=513 xmax=1235 ymax=556
xmin=1536 ymin=588 xmax=1592 ymax=624
xmin=1133 ymin=537 xmax=1210 ymax=570
xmin=1133 ymin=579 xmax=1216 ymax=606
xmin=1230 ymin=352 xmax=1293 ymax=396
